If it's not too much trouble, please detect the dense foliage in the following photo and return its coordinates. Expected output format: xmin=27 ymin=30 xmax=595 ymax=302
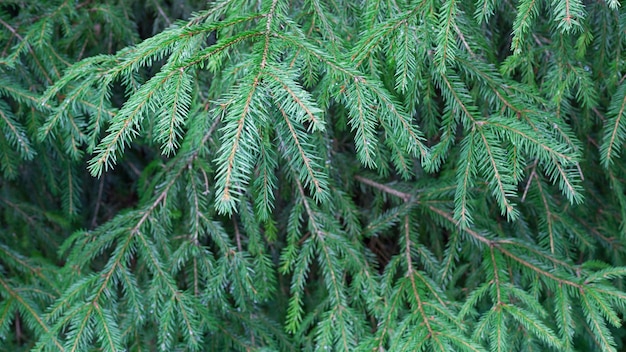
xmin=2 ymin=0 xmax=626 ymax=350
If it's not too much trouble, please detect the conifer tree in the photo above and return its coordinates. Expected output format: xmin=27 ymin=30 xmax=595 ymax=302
xmin=2 ymin=0 xmax=626 ymax=351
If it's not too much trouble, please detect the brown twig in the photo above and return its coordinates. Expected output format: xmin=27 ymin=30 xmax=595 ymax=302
xmin=354 ymin=175 xmax=411 ymax=202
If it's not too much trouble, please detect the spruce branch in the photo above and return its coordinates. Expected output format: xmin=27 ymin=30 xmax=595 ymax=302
xmin=3 ymin=1 xmax=626 ymax=351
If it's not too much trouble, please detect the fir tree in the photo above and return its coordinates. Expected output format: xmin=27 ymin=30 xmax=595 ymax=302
xmin=2 ymin=0 xmax=626 ymax=351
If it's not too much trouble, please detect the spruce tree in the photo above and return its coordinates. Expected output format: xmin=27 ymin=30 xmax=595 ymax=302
xmin=2 ymin=0 xmax=626 ymax=351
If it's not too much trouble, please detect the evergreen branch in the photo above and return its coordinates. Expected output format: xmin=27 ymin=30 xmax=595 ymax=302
xmin=367 ymin=81 xmax=429 ymax=161
xmin=151 ymin=0 xmax=172 ymax=25
xmin=476 ymin=127 xmax=518 ymax=220
xmin=0 ymin=78 xmax=46 ymax=108
xmin=252 ymin=136 xmax=277 ymax=221
xmin=0 ymin=135 xmax=18 ymax=178
xmin=504 ymin=304 xmax=563 ymax=350
xmin=284 ymin=239 xmax=312 ymax=333
xmin=403 ymin=216 xmax=436 ymax=340
xmin=363 ymin=202 xmax=413 ymax=238
xmin=188 ymin=171 xmax=203 ymax=246
xmin=413 ymin=269 xmax=448 ymax=309
xmin=265 ymin=66 xmax=325 ymax=131
xmin=529 ymin=171 xmax=557 ymax=253
xmin=437 ymin=72 xmax=478 ymax=126
xmin=489 ymin=247 xmax=503 ymax=304
xmin=606 ymin=0 xmax=620 ymax=9
xmin=0 ymin=100 xmax=34 ymax=159
xmin=343 ymin=81 xmax=378 ymax=167
xmin=134 ymin=231 xmax=200 ymax=345
xmin=511 ymin=0 xmax=539 ymax=54
xmin=308 ymin=0 xmax=343 ymax=53
xmin=496 ymin=239 xmax=574 ymax=270
xmin=439 ymin=230 xmax=460 ymax=284
xmin=62 ymin=161 xmax=81 ymax=216
xmin=555 ymin=284 xmax=574 ymax=348
xmin=435 ymin=0 xmax=458 ymax=71
xmin=79 ymin=99 xmax=116 ymax=118
xmin=85 ymin=85 xmax=116 ymax=151
xmin=493 ymin=306 xmax=508 ymax=352
xmin=0 ymin=17 xmax=23 ymax=45
xmin=0 ymin=198 xmax=59 ymax=247
xmin=0 ymin=277 xmax=64 ymax=351
xmin=3 ymin=2 xmax=626 ymax=351
xmin=496 ymin=246 xmax=580 ymax=287
xmin=544 ymin=155 xmax=584 ymax=204
xmin=552 ymin=0 xmax=585 ymax=33
xmin=278 ymin=32 xmax=430 ymax=159
xmin=101 ymin=27 xmax=188 ymax=77
xmin=454 ymin=133 xmax=478 ymax=227
xmin=428 ymin=109 xmax=458 ymax=172
xmin=260 ymin=0 xmax=281 ymax=69
xmin=580 ymin=289 xmax=617 ymax=352
xmin=592 ymin=284 xmax=626 ymax=302
xmin=552 ymin=212 xmax=594 ymax=251
xmin=485 ymin=119 xmax=577 ymax=162
xmin=38 ymin=276 xmax=92 ymax=328
xmin=116 ymin=266 xmax=144 ymax=326
xmin=384 ymin=132 xmax=413 ymax=178
xmin=181 ymin=29 xmax=264 ymax=68
xmin=0 ymin=17 xmax=36 ymax=68
xmin=393 ymin=21 xmax=416 ymax=94
xmin=155 ymin=67 xmax=192 ymax=155
xmin=351 ymin=11 xmax=414 ymax=66
xmin=586 ymin=288 xmax=621 ymax=327
xmin=0 ymin=298 xmax=15 ymax=339
xmin=374 ymin=262 xmax=404 ymax=349
xmin=600 ymin=82 xmax=626 ymax=168
xmin=92 ymin=305 xmax=122 ymax=352
xmin=453 ymin=23 xmax=475 ymax=59
xmin=275 ymin=98 xmax=329 ymax=202
xmin=292 ymin=174 xmax=352 ymax=350
xmin=0 ymin=245 xmax=60 ymax=294
xmin=474 ymin=0 xmax=497 ymax=23
xmin=133 ymin=164 xmax=186 ymax=234
xmin=427 ymin=204 xmax=583 ymax=288
xmin=214 ymin=71 xmax=262 ymax=214
xmin=389 ymin=322 xmax=429 ymax=351
xmin=185 ymin=0 xmax=237 ymax=26
xmin=472 ymin=306 xmax=496 ymax=345
xmin=454 ymin=56 xmax=526 ymax=114
xmin=65 ymin=305 xmax=94 ymax=352
xmin=438 ymin=329 xmax=485 ymax=352
xmin=585 ymin=267 xmax=626 ymax=284
xmin=87 ymin=75 xmax=162 ymax=175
